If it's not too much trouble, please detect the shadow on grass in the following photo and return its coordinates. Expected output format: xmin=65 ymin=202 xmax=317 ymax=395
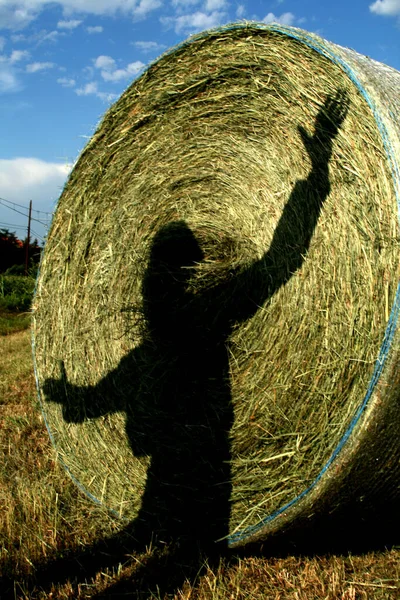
xmin=2 ymin=511 xmax=397 ymax=599
xmin=1 ymin=90 xmax=365 ymax=599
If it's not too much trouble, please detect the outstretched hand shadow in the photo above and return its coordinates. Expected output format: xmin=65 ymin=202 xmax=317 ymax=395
xmin=25 ymin=90 xmax=350 ymax=598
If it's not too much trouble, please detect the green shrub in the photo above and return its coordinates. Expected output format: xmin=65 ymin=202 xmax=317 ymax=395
xmin=0 ymin=275 xmax=35 ymax=312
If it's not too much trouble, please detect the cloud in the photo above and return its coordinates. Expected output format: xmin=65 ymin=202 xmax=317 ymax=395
xmin=57 ymin=19 xmax=83 ymax=29
xmin=0 ymin=157 xmax=71 ymax=214
xmin=370 ymin=0 xmax=400 ymax=15
xmin=0 ymin=38 xmax=6 ymax=52
xmin=10 ymin=33 xmax=25 ymax=43
xmin=87 ymin=25 xmax=103 ymax=33
xmin=132 ymin=40 xmax=165 ymax=52
xmin=10 ymin=29 xmax=63 ymax=46
xmin=0 ymin=66 xmax=21 ymax=93
xmin=236 ymin=4 xmax=245 ymax=18
xmin=134 ymin=0 xmax=162 ymax=17
xmin=9 ymin=49 xmax=30 ymax=63
xmin=93 ymin=54 xmax=145 ymax=82
xmin=0 ymin=4 xmax=39 ymax=30
xmin=0 ymin=48 xmax=30 ymax=93
xmin=37 ymin=30 xmax=62 ymax=44
xmin=26 ymin=61 xmax=55 ymax=73
xmin=58 ymin=0 xmax=144 ymax=15
xmin=75 ymin=81 xmax=118 ymax=102
xmin=262 ymin=12 xmax=296 ymax=26
xmin=204 ymin=0 xmax=226 ymax=10
xmin=76 ymin=81 xmax=98 ymax=95
xmin=94 ymin=55 xmax=116 ymax=70
xmin=0 ymin=1 xmax=163 ymax=30
xmin=57 ymin=76 xmax=76 ymax=87
xmin=172 ymin=0 xmax=200 ymax=7
xmin=162 ymin=10 xmax=226 ymax=33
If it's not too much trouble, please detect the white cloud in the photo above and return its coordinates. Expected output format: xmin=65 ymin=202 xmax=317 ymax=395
xmin=76 ymin=81 xmax=98 ymax=95
xmin=236 ymin=4 xmax=245 ymax=18
xmin=204 ymin=0 xmax=226 ymax=11
xmin=0 ymin=4 xmax=38 ymax=30
xmin=262 ymin=12 xmax=296 ymax=26
xmin=0 ymin=1 xmax=163 ymax=30
xmin=75 ymin=81 xmax=118 ymax=102
xmin=171 ymin=0 xmax=200 ymax=7
xmin=94 ymin=55 xmax=116 ymax=70
xmin=101 ymin=62 xmax=144 ymax=82
xmin=135 ymin=0 xmax=162 ymax=17
xmin=0 ymin=157 xmax=71 ymax=214
xmin=162 ymin=10 xmax=226 ymax=33
xmin=10 ymin=33 xmax=25 ymax=43
xmin=37 ymin=30 xmax=62 ymax=44
xmin=370 ymin=0 xmax=400 ymax=15
xmin=9 ymin=49 xmax=30 ymax=63
xmin=10 ymin=29 xmax=62 ymax=46
xmin=132 ymin=40 xmax=165 ymax=52
xmin=0 ymin=48 xmax=29 ymax=93
xmin=87 ymin=25 xmax=103 ymax=33
xmin=26 ymin=61 xmax=55 ymax=73
xmin=57 ymin=0 xmax=143 ymax=15
xmin=57 ymin=76 xmax=76 ymax=87
xmin=57 ymin=19 xmax=82 ymax=29
xmin=93 ymin=54 xmax=145 ymax=82
xmin=0 ymin=66 xmax=21 ymax=93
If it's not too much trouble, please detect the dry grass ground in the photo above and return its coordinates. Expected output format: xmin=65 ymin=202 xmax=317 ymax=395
xmin=0 ymin=327 xmax=399 ymax=599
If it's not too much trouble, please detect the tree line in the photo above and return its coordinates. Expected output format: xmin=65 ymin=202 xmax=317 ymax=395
xmin=0 ymin=228 xmax=42 ymax=274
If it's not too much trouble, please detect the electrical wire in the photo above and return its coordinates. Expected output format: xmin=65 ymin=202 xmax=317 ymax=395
xmin=0 ymin=196 xmax=52 ymax=216
xmin=0 ymin=199 xmax=51 ymax=226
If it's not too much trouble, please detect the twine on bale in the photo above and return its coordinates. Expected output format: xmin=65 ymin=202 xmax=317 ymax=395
xmin=32 ymin=22 xmax=400 ymax=548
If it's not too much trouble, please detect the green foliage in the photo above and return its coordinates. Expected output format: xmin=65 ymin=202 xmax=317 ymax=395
xmin=5 ymin=264 xmax=26 ymax=276
xmin=0 ymin=274 xmax=35 ymax=312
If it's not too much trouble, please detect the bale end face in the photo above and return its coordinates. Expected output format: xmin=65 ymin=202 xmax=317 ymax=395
xmin=33 ymin=23 xmax=400 ymax=547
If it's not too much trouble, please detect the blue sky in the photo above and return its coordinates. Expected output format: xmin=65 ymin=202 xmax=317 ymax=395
xmin=0 ymin=0 xmax=399 ymax=243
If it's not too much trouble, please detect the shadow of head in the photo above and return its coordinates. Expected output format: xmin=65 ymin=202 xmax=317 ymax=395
xmin=142 ymin=220 xmax=205 ymax=338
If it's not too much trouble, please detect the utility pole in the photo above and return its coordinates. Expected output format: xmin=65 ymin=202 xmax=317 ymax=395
xmin=25 ymin=200 xmax=32 ymax=276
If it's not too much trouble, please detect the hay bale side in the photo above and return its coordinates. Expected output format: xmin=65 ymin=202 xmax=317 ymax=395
xmin=32 ymin=23 xmax=400 ymax=547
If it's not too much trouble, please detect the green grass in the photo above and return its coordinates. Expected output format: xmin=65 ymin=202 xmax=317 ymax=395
xmin=0 ymin=309 xmax=31 ymax=335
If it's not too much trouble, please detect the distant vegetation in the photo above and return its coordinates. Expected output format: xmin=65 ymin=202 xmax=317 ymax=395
xmin=0 ymin=228 xmax=41 ymax=334
xmin=0 ymin=228 xmax=41 ymax=273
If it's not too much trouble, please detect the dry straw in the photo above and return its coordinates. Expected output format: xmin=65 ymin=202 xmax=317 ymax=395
xmin=32 ymin=23 xmax=400 ymax=547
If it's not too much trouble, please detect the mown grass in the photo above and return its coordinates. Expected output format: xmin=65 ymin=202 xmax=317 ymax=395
xmin=0 ymin=310 xmax=31 ymax=336
xmin=0 ymin=329 xmax=399 ymax=599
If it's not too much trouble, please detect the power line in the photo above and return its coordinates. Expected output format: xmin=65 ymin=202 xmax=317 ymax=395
xmin=0 ymin=223 xmax=44 ymax=245
xmin=0 ymin=196 xmax=52 ymax=217
xmin=30 ymin=228 xmax=46 ymax=242
xmin=0 ymin=199 xmax=51 ymax=226
xmin=0 ymin=221 xmax=28 ymax=230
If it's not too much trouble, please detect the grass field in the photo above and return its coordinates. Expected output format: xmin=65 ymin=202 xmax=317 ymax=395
xmin=0 ymin=321 xmax=399 ymax=599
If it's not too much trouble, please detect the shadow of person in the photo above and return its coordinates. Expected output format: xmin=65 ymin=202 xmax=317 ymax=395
xmin=30 ymin=90 xmax=350 ymax=599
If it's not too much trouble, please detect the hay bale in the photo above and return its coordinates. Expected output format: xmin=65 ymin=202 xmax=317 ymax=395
xmin=32 ymin=23 xmax=400 ymax=548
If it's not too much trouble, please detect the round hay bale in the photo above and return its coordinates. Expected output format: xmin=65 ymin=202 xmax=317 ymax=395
xmin=32 ymin=23 xmax=400 ymax=548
